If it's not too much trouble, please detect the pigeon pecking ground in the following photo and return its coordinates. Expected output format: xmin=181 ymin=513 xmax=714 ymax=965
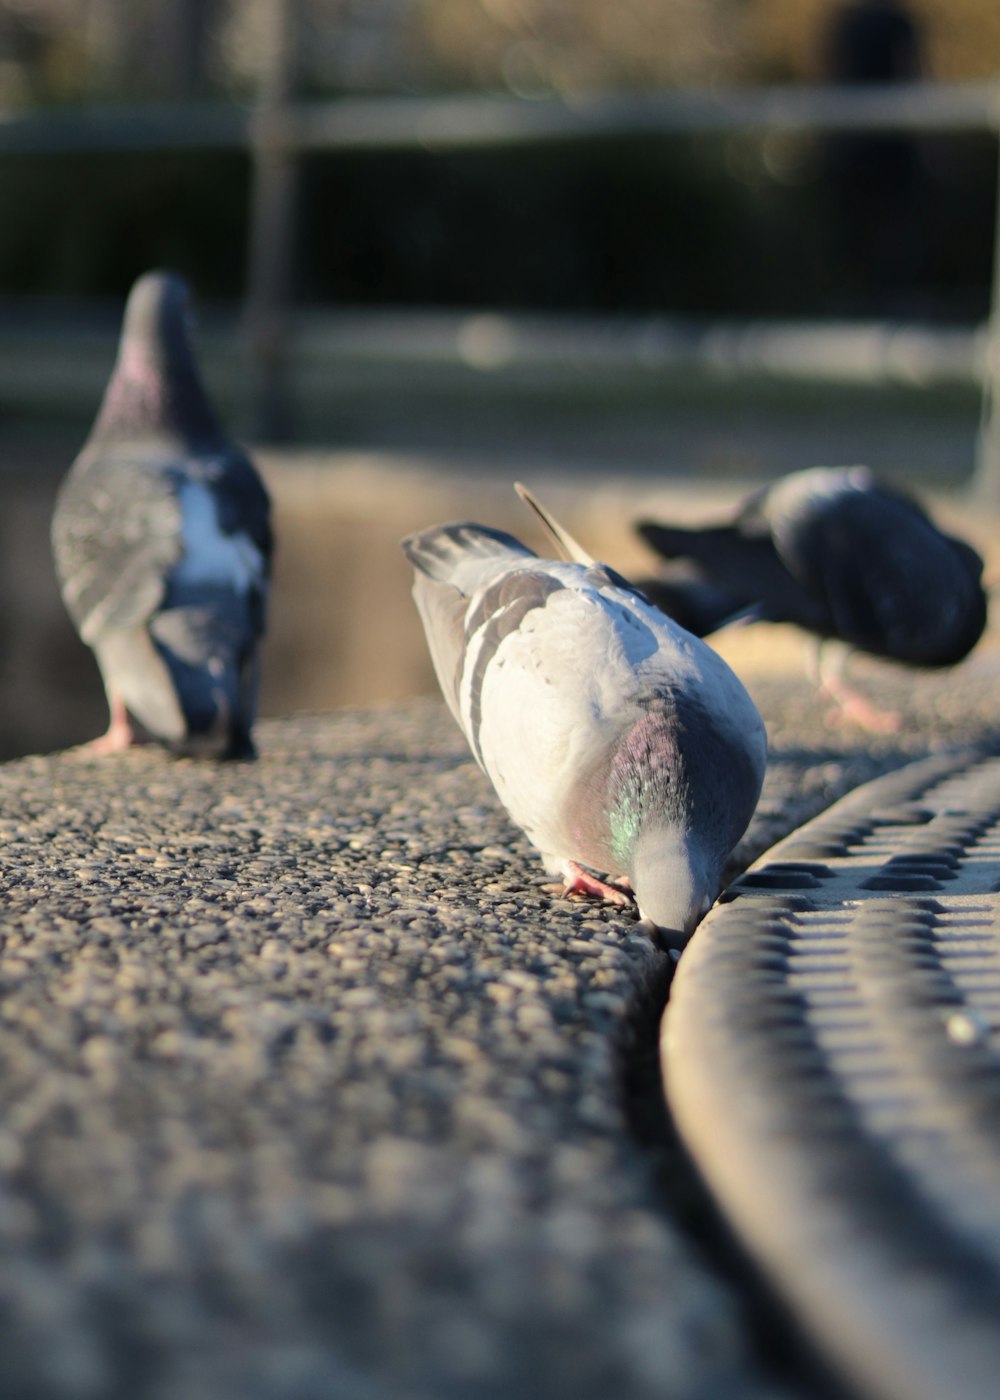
xmin=0 ymin=659 xmax=996 ymax=1400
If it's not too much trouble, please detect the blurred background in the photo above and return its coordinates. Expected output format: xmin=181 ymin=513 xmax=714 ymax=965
xmin=0 ymin=0 xmax=999 ymax=756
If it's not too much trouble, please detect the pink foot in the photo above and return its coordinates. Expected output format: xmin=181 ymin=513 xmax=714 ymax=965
xmin=559 ymin=860 xmax=634 ymax=907
xmin=823 ymin=689 xmax=902 ymax=734
xmin=81 ymin=694 xmax=137 ymax=754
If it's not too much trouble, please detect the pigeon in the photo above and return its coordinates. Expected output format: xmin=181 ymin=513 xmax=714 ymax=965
xmin=636 ymin=465 xmax=987 ymax=732
xmin=628 ymin=567 xmax=747 ymax=640
xmin=402 ymin=484 xmax=767 ymax=945
xmin=52 ymin=270 xmax=273 ymax=758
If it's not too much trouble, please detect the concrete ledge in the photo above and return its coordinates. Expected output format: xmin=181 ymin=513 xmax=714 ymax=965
xmin=0 ymin=677 xmax=997 ymax=1399
xmin=0 ymin=703 xmax=738 ymax=1400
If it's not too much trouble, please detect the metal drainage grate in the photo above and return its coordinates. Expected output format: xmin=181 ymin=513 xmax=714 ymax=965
xmin=664 ymin=749 xmax=1000 ymax=1400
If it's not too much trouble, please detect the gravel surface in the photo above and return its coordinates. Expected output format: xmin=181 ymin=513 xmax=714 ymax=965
xmin=0 ymin=657 xmax=997 ymax=1400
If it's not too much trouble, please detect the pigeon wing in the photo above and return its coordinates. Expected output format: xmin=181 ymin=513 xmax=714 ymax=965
xmin=468 ymin=562 xmax=763 ymax=880
xmin=467 ymin=567 xmax=672 ymax=866
xmin=402 ymin=522 xmax=536 ymax=728
xmin=52 ymin=445 xmax=183 ymax=645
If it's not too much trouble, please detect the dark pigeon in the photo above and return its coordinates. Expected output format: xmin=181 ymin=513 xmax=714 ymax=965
xmin=630 ymin=567 xmax=751 ymax=640
xmin=636 ymin=466 xmax=987 ymax=730
xmin=52 ymin=270 xmax=273 ymax=758
xmin=402 ymin=486 xmax=767 ymax=946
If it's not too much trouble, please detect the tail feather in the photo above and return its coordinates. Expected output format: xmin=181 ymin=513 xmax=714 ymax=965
xmin=401 ymin=522 xmax=532 ymax=584
xmin=636 ymin=518 xmax=788 ymax=607
xmin=149 ymin=598 xmax=260 ymax=758
xmin=634 ymin=575 xmax=751 ymax=636
xmin=514 ymin=482 xmax=594 ymax=566
xmin=635 ymin=520 xmax=733 ymax=563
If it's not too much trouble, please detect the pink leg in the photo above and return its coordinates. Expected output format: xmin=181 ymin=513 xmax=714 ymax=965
xmin=559 ymin=860 xmax=634 ymax=907
xmin=814 ymin=641 xmax=902 ymax=735
xmin=84 ymin=692 xmax=137 ymax=754
xmin=822 ymin=684 xmax=902 ymax=734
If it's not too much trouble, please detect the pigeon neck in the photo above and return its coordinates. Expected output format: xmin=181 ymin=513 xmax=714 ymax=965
xmin=603 ymin=703 xmax=717 ymax=939
xmin=93 ymin=340 xmax=222 ymax=448
xmin=605 ymin=705 xmax=687 ymax=870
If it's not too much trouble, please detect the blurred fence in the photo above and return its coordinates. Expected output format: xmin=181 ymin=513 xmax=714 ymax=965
xmin=2 ymin=76 xmax=1000 ymax=489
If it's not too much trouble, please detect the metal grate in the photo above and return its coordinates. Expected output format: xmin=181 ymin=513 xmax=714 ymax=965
xmin=665 ymin=749 xmax=1000 ymax=1400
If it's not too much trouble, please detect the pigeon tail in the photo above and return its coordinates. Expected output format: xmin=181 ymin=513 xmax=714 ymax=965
xmin=632 ymin=573 xmax=751 ymax=636
xmin=636 ymin=519 xmax=718 ymax=561
xmin=148 ymin=592 xmax=262 ymax=759
xmin=402 ymin=522 xmax=534 ymax=585
xmin=157 ymin=646 xmax=257 ymax=759
xmin=515 ymin=483 xmax=595 ymax=566
xmin=636 ymin=519 xmax=757 ymax=579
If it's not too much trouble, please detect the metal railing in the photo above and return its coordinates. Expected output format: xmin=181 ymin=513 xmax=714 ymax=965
xmin=0 ymin=80 xmax=996 ymax=152
xmin=1 ymin=77 xmax=999 ymax=489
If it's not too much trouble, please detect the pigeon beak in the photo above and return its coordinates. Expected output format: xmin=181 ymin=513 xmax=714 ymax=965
xmin=635 ymin=916 xmax=686 ymax=959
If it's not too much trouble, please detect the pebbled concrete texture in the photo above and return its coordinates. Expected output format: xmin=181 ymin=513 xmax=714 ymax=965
xmin=0 ymin=656 xmax=997 ymax=1400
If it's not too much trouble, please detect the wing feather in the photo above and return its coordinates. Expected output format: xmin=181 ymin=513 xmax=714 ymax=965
xmin=52 ymin=445 xmax=183 ymax=643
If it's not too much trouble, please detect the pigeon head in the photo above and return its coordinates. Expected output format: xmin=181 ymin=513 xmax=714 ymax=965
xmin=629 ymin=826 xmax=715 ymax=948
xmin=119 ymin=270 xmax=195 ymax=372
xmin=604 ymin=693 xmax=763 ymax=947
xmin=91 ymin=269 xmax=221 ymax=447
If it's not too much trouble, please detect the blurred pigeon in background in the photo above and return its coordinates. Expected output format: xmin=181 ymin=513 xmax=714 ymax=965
xmin=402 ymin=484 xmax=767 ymax=946
xmin=636 ymin=465 xmax=987 ymax=732
xmin=52 ymin=270 xmax=273 ymax=758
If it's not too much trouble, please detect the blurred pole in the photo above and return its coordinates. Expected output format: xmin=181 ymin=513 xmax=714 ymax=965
xmin=163 ymin=0 xmax=218 ymax=98
xmin=246 ymin=0 xmax=301 ymax=443
xmin=974 ymin=113 xmax=1000 ymax=502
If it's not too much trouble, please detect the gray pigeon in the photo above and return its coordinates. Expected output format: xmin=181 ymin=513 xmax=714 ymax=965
xmin=52 ymin=270 xmax=273 ymax=758
xmin=636 ymin=465 xmax=987 ymax=731
xmin=402 ymin=485 xmax=767 ymax=944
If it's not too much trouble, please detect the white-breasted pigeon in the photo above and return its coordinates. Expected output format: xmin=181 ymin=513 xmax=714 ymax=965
xmin=403 ymin=486 xmax=767 ymax=946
